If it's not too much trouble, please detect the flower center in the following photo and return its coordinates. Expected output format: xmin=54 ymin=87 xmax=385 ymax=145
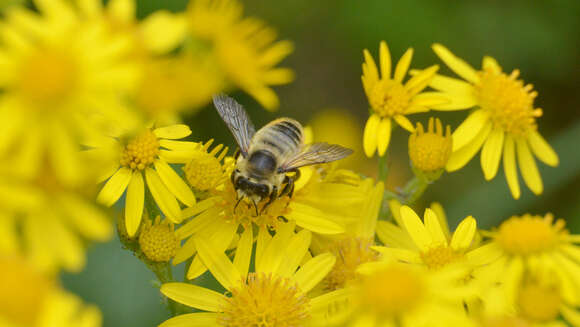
xmin=184 ymin=152 xmax=224 ymax=191
xmin=218 ymin=181 xmax=290 ymax=229
xmin=324 ymin=237 xmax=378 ymax=290
xmin=120 ymin=130 xmax=160 ymax=170
xmin=359 ymin=265 xmax=424 ymax=316
xmin=518 ymin=281 xmax=561 ymax=322
xmin=218 ymin=273 xmax=310 ymax=327
xmin=139 ymin=218 xmax=178 ymax=262
xmin=475 ymin=69 xmax=541 ymax=136
xmin=420 ymin=245 xmax=463 ymax=270
xmin=496 ymin=214 xmax=565 ymax=256
xmin=18 ymin=49 xmax=77 ymax=105
xmin=369 ymin=79 xmax=410 ymax=117
xmin=0 ymin=257 xmax=54 ymax=326
xmin=408 ymin=117 xmax=452 ymax=173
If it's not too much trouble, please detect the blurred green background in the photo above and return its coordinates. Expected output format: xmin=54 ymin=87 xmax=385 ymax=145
xmin=62 ymin=0 xmax=580 ymax=326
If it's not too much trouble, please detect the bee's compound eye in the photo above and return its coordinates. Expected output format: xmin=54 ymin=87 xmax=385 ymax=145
xmin=259 ymin=184 xmax=269 ymax=197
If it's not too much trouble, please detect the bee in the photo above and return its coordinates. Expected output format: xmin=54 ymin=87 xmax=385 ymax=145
xmin=213 ymin=94 xmax=353 ymax=215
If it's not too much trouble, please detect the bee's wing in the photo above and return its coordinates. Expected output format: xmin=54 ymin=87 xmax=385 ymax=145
xmin=279 ymin=142 xmax=353 ymax=172
xmin=212 ymin=94 xmax=256 ymax=157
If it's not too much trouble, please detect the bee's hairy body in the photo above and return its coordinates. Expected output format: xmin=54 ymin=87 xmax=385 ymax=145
xmin=232 ymin=118 xmax=303 ymax=207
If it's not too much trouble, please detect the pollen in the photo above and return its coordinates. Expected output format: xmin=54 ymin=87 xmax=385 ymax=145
xmin=409 ymin=117 xmax=452 ymax=173
xmin=0 ymin=257 xmax=54 ymax=326
xmin=324 ymin=237 xmax=378 ymax=290
xmin=369 ymin=79 xmax=411 ymax=117
xmin=475 ymin=68 xmax=542 ymax=136
xmin=495 ymin=214 xmax=565 ymax=256
xmin=359 ymin=265 xmax=424 ymax=316
xmin=139 ymin=217 xmax=178 ymax=262
xmin=120 ymin=130 xmax=160 ymax=171
xmin=518 ymin=280 xmax=561 ymax=322
xmin=420 ymin=245 xmax=463 ymax=270
xmin=218 ymin=273 xmax=310 ymax=327
xmin=184 ymin=139 xmax=229 ymax=191
xmin=18 ymin=49 xmax=77 ymax=105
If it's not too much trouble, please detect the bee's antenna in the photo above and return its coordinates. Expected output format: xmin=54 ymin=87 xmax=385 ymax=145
xmin=234 ymin=197 xmax=243 ymax=213
xmin=252 ymin=200 xmax=259 ymax=216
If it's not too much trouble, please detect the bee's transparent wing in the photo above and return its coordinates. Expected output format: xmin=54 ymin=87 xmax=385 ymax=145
xmin=279 ymin=142 xmax=353 ymax=172
xmin=212 ymin=94 xmax=256 ymax=157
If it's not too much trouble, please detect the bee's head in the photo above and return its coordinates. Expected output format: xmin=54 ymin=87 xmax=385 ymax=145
xmin=233 ymin=173 xmax=270 ymax=199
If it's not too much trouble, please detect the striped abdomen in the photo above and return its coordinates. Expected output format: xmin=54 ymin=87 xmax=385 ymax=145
xmin=250 ymin=118 xmax=304 ymax=161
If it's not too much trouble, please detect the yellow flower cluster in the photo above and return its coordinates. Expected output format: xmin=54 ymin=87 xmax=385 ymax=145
xmin=0 ymin=1 xmax=569 ymax=327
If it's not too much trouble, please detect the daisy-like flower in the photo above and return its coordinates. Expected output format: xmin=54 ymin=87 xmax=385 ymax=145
xmin=0 ymin=168 xmax=112 ymax=273
xmin=375 ymin=205 xmax=479 ymax=272
xmin=468 ymin=213 xmax=580 ymax=308
xmin=340 ymin=260 xmax=476 ymax=326
xmin=186 ymin=0 xmax=242 ymax=41
xmin=182 ymin=139 xmax=230 ymax=193
xmin=408 ymin=117 xmax=453 ymax=181
xmin=0 ymin=0 xmax=138 ymax=185
xmin=138 ymin=216 xmax=179 ymax=263
xmin=174 ymin=167 xmax=369 ymax=280
xmin=160 ymin=224 xmax=347 ymax=327
xmin=361 ymin=40 xmax=447 ymax=157
xmin=0 ymin=255 xmax=102 ymax=327
xmin=91 ymin=124 xmax=197 ymax=237
xmin=311 ymin=178 xmax=384 ymax=291
xmin=428 ymin=44 xmax=559 ymax=199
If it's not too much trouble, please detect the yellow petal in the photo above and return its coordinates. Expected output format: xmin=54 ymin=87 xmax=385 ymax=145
xmin=379 ymin=40 xmax=391 ymax=78
xmin=452 ymin=109 xmax=490 ymax=151
xmin=465 ymin=242 xmax=503 ymax=265
xmin=97 ymin=167 xmax=131 ymax=207
xmin=408 ymin=92 xmax=449 ymax=109
xmin=388 ymin=199 xmax=404 ymax=228
xmin=176 ymin=206 xmax=220 ymax=239
xmin=372 ymin=246 xmax=422 ymax=263
xmin=154 ymin=124 xmax=192 ymax=139
xmin=186 ymin=222 xmax=237 ymax=279
xmin=363 ymin=114 xmax=380 ymax=157
xmin=256 ymin=223 xmax=295 ymax=274
xmin=160 ymin=283 xmax=224 ymax=312
xmin=59 ymin=193 xmax=112 ymax=241
xmin=77 ymin=0 xmax=103 ymax=18
xmin=287 ymin=203 xmax=344 ymax=234
xmin=293 ymin=252 xmax=336 ymax=293
xmin=430 ymin=92 xmax=477 ymax=111
xmin=233 ymin=228 xmax=253 ymax=278
xmin=363 ymin=49 xmax=379 ymax=83
xmin=450 ymin=216 xmax=476 ymax=250
xmin=276 ymin=230 xmax=312 ymax=278
xmin=262 ymin=68 xmax=295 ymax=85
xmin=394 ymin=48 xmax=413 ymax=83
xmin=256 ymin=226 xmax=272 ymax=266
xmin=125 ymin=172 xmax=144 ymax=237
xmin=159 ymin=313 xmax=220 ymax=327
xmin=480 ymin=127 xmax=505 ymax=180
xmin=145 ymin=168 xmax=182 ymax=222
xmin=428 ymin=74 xmax=475 ymax=95
xmin=107 ymin=0 xmax=134 ymax=24
xmin=48 ymin=121 xmax=80 ymax=186
xmin=400 ymin=205 xmax=432 ymax=251
xmin=424 ymin=208 xmax=447 ymax=246
xmin=528 ymin=130 xmax=559 ymax=167
xmin=376 ymin=118 xmax=391 ymax=156
xmin=173 ymin=236 xmax=196 ymax=265
xmin=446 ymin=122 xmax=492 ymax=172
xmin=405 ymin=65 xmax=439 ymax=96
xmin=194 ymin=238 xmax=242 ymax=291
xmin=393 ymin=115 xmax=415 ymax=132
xmin=503 ymin=136 xmax=521 ymax=199
xmin=375 ymin=221 xmax=417 ymax=250
xmin=516 ymin=138 xmax=543 ymax=195
xmin=141 ymin=11 xmax=186 ymax=54
xmin=154 ymin=160 xmax=196 ymax=206
xmin=259 ymin=40 xmax=294 ymax=66
xmin=0 ymin=213 xmax=18 ymax=254
xmin=432 ymin=43 xmax=480 ymax=84
xmin=356 ymin=182 xmax=384 ymax=239
xmin=482 ymin=56 xmax=502 ymax=74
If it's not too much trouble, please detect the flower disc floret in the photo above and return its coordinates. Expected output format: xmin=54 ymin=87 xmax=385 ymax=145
xmin=218 ymin=273 xmax=310 ymax=327
xmin=120 ymin=130 xmax=160 ymax=170
xmin=139 ymin=217 xmax=178 ymax=262
xmin=476 ymin=69 xmax=541 ymax=136
xmin=496 ymin=214 xmax=565 ymax=256
xmin=183 ymin=139 xmax=229 ymax=191
xmin=409 ymin=117 xmax=452 ymax=173
xmin=420 ymin=245 xmax=463 ymax=270
xmin=324 ymin=237 xmax=378 ymax=290
xmin=370 ymin=79 xmax=411 ymax=117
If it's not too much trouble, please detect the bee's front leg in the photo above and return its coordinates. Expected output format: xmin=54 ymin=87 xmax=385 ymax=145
xmin=280 ymin=169 xmax=299 ymax=198
xmin=260 ymin=185 xmax=278 ymax=215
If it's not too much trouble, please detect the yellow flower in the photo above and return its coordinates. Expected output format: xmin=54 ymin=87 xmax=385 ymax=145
xmin=361 ymin=40 xmax=447 ymax=157
xmin=186 ymin=0 xmax=242 ymax=41
xmin=0 ymin=256 xmax=102 ymax=327
xmin=174 ymin=168 xmax=369 ymax=280
xmin=375 ymin=205 xmax=479 ymax=272
xmin=408 ymin=117 xmax=452 ymax=180
xmin=0 ymin=169 xmax=112 ymax=273
xmin=0 ymin=0 xmax=138 ymax=185
xmin=91 ymin=124 xmax=197 ymax=237
xmin=312 ymin=178 xmax=384 ymax=291
xmin=160 ymin=224 xmax=346 ymax=327
xmin=182 ymin=139 xmax=230 ymax=192
xmin=138 ymin=216 xmax=179 ymax=263
xmin=429 ymin=44 xmax=559 ymax=199
xmin=469 ymin=213 xmax=580 ymax=308
xmin=341 ymin=261 xmax=475 ymax=326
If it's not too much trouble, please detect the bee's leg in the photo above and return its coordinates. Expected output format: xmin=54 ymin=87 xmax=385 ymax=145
xmin=252 ymin=199 xmax=259 ymax=216
xmin=280 ymin=169 xmax=300 ymax=198
xmin=260 ymin=186 xmax=278 ymax=214
xmin=234 ymin=197 xmax=243 ymax=214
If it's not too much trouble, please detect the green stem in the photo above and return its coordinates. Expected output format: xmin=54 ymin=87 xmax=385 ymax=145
xmin=401 ymin=175 xmax=429 ymax=205
xmin=378 ymin=153 xmax=389 ymax=183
